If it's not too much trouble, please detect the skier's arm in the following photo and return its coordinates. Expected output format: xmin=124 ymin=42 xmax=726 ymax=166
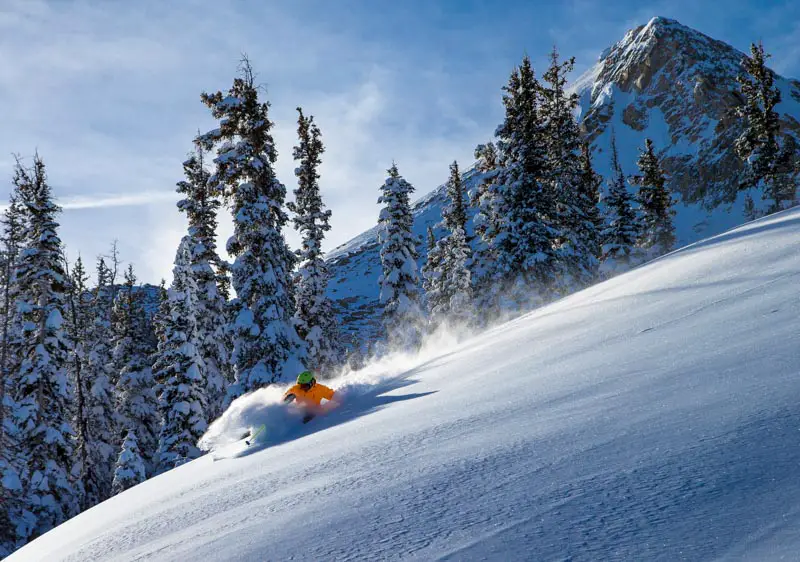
xmin=283 ymin=385 xmax=300 ymax=403
xmin=319 ymin=384 xmax=335 ymax=403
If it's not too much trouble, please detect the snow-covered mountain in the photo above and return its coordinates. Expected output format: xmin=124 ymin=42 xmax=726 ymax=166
xmin=327 ymin=16 xmax=800 ymax=345
xmin=12 ymin=203 xmax=800 ymax=560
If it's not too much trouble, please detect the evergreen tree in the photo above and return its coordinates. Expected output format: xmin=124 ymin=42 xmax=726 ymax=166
xmin=113 ymin=265 xmax=159 ymax=476
xmin=0 ymin=183 xmax=32 ymax=553
xmin=0 ymin=194 xmax=25 ymax=414
xmin=633 ymin=139 xmax=676 ymax=256
xmin=769 ymin=135 xmax=799 ymax=211
xmin=426 ymin=161 xmax=473 ymax=326
xmin=470 ymin=142 xmax=501 ymax=315
xmin=197 ymin=57 xmax=302 ymax=398
xmin=80 ymin=258 xmax=118 ymax=507
xmin=480 ymin=55 xmax=556 ymax=309
xmin=176 ymin=149 xmax=228 ymax=420
xmin=64 ymin=256 xmax=91 ymax=510
xmin=287 ymin=108 xmax=342 ymax=374
xmin=377 ymin=164 xmax=423 ymax=350
xmin=111 ymin=429 xmax=146 ymax=495
xmin=151 ymin=279 xmax=169 ymax=386
xmin=742 ymin=193 xmax=759 ymax=221
xmin=2 ymin=155 xmax=79 ymax=539
xmin=540 ymin=48 xmax=597 ymax=289
xmin=600 ymin=132 xmax=640 ymax=270
xmin=421 ymin=226 xmax=444 ymax=322
xmin=155 ymin=239 xmax=207 ymax=472
xmin=736 ymin=42 xmax=781 ymax=190
xmin=577 ymin=142 xmax=603 ymax=269
xmin=734 ymin=42 xmax=799 ymax=212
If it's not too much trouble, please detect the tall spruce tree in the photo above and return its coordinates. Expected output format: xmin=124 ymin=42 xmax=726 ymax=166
xmin=735 ymin=42 xmax=799 ymax=212
xmin=111 ymin=429 xmax=146 ymax=495
xmin=425 ymin=161 xmax=473 ymax=327
xmin=470 ymin=142 xmax=501 ymax=316
xmin=0 ymin=195 xmax=25 ymax=416
xmin=479 ymin=55 xmax=555 ymax=309
xmin=176 ymin=149 xmax=228 ymax=420
xmin=577 ymin=142 xmax=603 ymax=268
xmin=64 ymin=256 xmax=92 ymax=510
xmin=197 ymin=57 xmax=303 ymax=399
xmin=113 ymin=265 xmax=159 ymax=476
xmin=287 ymin=108 xmax=342 ymax=375
xmin=600 ymin=132 xmax=640 ymax=271
xmin=422 ymin=226 xmax=444 ymax=323
xmin=2 ymin=155 xmax=79 ymax=539
xmin=155 ymin=239 xmax=208 ymax=472
xmin=0 ymin=180 xmax=33 ymax=553
xmin=80 ymin=257 xmax=118 ymax=507
xmin=770 ymin=135 xmax=799 ymax=211
xmin=540 ymin=47 xmax=598 ymax=288
xmin=633 ymin=139 xmax=676 ymax=257
xmin=735 ymin=42 xmax=781 ymax=189
xmin=377 ymin=164 xmax=423 ymax=350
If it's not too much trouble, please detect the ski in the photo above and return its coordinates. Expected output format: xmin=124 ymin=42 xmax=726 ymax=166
xmin=245 ymin=424 xmax=266 ymax=446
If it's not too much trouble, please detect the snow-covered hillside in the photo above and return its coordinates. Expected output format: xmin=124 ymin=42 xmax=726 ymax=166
xmin=326 ymin=16 xmax=800 ymax=345
xmin=12 ymin=207 xmax=800 ymax=561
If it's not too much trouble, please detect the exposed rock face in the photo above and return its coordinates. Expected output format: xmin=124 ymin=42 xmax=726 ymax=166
xmin=326 ymin=17 xmax=800 ymax=347
xmin=575 ymin=16 xmax=800 ymax=207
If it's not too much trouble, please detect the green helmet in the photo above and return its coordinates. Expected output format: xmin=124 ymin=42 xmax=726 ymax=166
xmin=297 ymin=371 xmax=314 ymax=385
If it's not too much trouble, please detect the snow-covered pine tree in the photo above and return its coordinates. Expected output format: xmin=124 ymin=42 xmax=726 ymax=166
xmin=633 ymin=139 xmax=676 ymax=257
xmin=3 ymin=155 xmax=79 ymax=539
xmin=64 ymin=256 xmax=92 ymax=509
xmin=197 ymin=57 xmax=303 ymax=399
xmin=600 ymin=132 xmax=640 ymax=272
xmin=0 ymin=184 xmax=32 ymax=554
xmin=79 ymin=257 xmax=119 ymax=507
xmin=151 ymin=279 xmax=169 ymax=385
xmin=486 ymin=55 xmax=556 ymax=308
xmin=470 ymin=142 xmax=502 ymax=317
xmin=577 ymin=142 xmax=603 ymax=268
xmin=540 ymin=47 xmax=598 ymax=289
xmin=735 ymin=42 xmax=781 ymax=190
xmin=0 ymin=194 xmax=26 ymax=414
xmin=734 ymin=42 xmax=799 ymax=212
xmin=113 ymin=265 xmax=159 ymax=476
xmin=377 ymin=164 xmax=423 ymax=350
xmin=770 ymin=135 xmax=799 ymax=211
xmin=154 ymin=238 xmax=208 ymax=473
xmin=111 ymin=429 xmax=146 ymax=495
xmin=434 ymin=161 xmax=473 ymax=326
xmin=287 ymin=108 xmax=342 ymax=375
xmin=421 ymin=226 xmax=445 ymax=323
xmin=176 ymin=148 xmax=228 ymax=420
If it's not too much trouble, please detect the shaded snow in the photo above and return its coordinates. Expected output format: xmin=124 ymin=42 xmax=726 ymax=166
xmin=11 ymin=207 xmax=800 ymax=561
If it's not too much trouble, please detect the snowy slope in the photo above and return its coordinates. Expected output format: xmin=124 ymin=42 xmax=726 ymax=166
xmin=12 ymin=207 xmax=800 ymax=561
xmin=326 ymin=17 xmax=800 ymax=344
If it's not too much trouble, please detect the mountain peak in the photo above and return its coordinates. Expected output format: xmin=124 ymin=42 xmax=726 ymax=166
xmin=572 ymin=17 xmax=799 ymax=215
xmin=597 ymin=17 xmax=744 ymax=94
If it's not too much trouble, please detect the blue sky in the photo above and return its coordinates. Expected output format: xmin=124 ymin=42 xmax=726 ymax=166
xmin=0 ymin=0 xmax=798 ymax=284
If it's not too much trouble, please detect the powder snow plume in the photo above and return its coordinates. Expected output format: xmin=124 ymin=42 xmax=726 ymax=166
xmin=198 ymin=325 xmax=469 ymax=453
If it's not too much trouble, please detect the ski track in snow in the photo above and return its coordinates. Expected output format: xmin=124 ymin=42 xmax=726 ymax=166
xmin=10 ymin=208 xmax=800 ymax=561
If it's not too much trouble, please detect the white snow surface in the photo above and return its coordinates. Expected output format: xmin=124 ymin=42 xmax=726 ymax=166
xmin=12 ymin=208 xmax=800 ymax=561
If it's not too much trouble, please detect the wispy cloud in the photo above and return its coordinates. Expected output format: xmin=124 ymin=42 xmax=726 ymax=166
xmin=59 ymin=191 xmax=178 ymax=210
xmin=0 ymin=0 xmax=796 ymax=283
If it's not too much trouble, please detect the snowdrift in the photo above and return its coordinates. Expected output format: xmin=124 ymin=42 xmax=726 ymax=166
xmin=10 ymin=208 xmax=800 ymax=561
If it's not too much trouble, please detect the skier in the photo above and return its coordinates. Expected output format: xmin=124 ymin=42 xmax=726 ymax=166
xmin=283 ymin=371 xmax=336 ymax=423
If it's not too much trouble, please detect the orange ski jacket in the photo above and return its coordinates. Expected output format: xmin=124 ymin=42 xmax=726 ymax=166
xmin=283 ymin=383 xmax=335 ymax=407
